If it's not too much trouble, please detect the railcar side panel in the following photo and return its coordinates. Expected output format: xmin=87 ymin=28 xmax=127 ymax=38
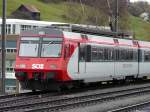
xmin=138 ymin=41 xmax=150 ymax=78
xmin=115 ymin=62 xmax=138 ymax=78
xmin=139 ymin=63 xmax=150 ymax=78
xmin=83 ymin=62 xmax=115 ymax=82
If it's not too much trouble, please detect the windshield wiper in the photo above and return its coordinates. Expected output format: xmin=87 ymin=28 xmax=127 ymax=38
xmin=48 ymin=41 xmax=54 ymax=45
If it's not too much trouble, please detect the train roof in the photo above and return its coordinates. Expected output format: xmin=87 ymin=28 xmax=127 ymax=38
xmin=51 ymin=24 xmax=133 ymax=39
xmin=21 ymin=27 xmax=150 ymax=48
xmin=21 ymin=26 xmax=133 ymax=40
xmin=71 ymin=25 xmax=133 ymax=38
xmin=63 ymin=31 xmax=136 ymax=47
xmin=21 ymin=27 xmax=64 ymax=37
xmin=138 ymin=41 xmax=150 ymax=48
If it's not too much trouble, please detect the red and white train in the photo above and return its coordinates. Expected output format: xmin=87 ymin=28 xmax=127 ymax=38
xmin=15 ymin=26 xmax=150 ymax=91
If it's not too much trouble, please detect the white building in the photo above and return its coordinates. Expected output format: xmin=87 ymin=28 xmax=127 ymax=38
xmin=0 ymin=19 xmax=67 ymax=35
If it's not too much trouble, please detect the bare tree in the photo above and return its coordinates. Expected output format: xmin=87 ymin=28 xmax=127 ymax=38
xmin=65 ymin=0 xmax=130 ymax=30
xmin=128 ymin=1 xmax=150 ymax=17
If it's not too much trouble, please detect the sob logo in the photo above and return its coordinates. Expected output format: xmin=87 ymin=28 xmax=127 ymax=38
xmin=32 ymin=64 xmax=44 ymax=69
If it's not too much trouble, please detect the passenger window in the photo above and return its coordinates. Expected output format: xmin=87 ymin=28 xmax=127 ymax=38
xmin=144 ymin=51 xmax=150 ymax=61
xmin=98 ymin=48 xmax=104 ymax=61
xmin=92 ymin=46 xmax=98 ymax=61
xmin=79 ymin=45 xmax=86 ymax=61
xmin=91 ymin=46 xmax=114 ymax=61
xmin=104 ymin=48 xmax=109 ymax=60
xmin=109 ymin=48 xmax=114 ymax=60
xmin=86 ymin=45 xmax=91 ymax=62
xmin=115 ymin=48 xmax=136 ymax=61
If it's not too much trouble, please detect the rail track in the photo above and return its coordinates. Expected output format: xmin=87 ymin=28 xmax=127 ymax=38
xmin=109 ymin=100 xmax=150 ymax=112
xmin=0 ymin=90 xmax=51 ymax=100
xmin=1 ymin=83 xmax=150 ymax=112
xmin=0 ymin=90 xmax=59 ymax=107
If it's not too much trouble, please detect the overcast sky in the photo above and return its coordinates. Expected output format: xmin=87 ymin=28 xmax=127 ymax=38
xmin=130 ymin=0 xmax=150 ymax=3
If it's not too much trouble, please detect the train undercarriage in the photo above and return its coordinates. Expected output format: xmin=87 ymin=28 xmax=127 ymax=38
xmin=19 ymin=75 xmax=149 ymax=92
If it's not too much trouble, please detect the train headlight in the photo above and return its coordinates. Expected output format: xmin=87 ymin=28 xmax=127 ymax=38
xmin=50 ymin=64 xmax=57 ymax=69
xmin=19 ymin=64 xmax=26 ymax=68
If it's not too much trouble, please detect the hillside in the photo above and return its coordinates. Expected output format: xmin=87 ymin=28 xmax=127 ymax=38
xmin=0 ymin=0 xmax=150 ymax=40
xmin=0 ymin=0 xmax=68 ymax=22
xmin=130 ymin=16 xmax=150 ymax=41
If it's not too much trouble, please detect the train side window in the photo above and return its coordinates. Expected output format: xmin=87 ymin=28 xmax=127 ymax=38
xmin=122 ymin=49 xmax=127 ymax=61
xmin=79 ymin=45 xmax=91 ymax=62
xmin=133 ymin=50 xmax=138 ymax=61
xmin=86 ymin=45 xmax=91 ymax=62
xmin=144 ymin=51 xmax=150 ymax=61
xmin=104 ymin=48 xmax=109 ymax=61
xmin=91 ymin=47 xmax=114 ymax=61
xmin=124 ymin=50 xmax=127 ymax=60
xmin=138 ymin=49 xmax=142 ymax=62
xmin=98 ymin=47 xmax=104 ymax=61
xmin=109 ymin=48 xmax=114 ymax=60
xmin=79 ymin=44 xmax=86 ymax=61
xmin=117 ymin=48 xmax=135 ymax=61
xmin=80 ymin=46 xmax=115 ymax=62
xmin=13 ymin=24 xmax=16 ymax=34
xmin=126 ymin=49 xmax=130 ymax=60
xmin=129 ymin=50 xmax=134 ymax=61
xmin=120 ymin=49 xmax=125 ymax=61
xmin=91 ymin=46 xmax=98 ymax=62
xmin=115 ymin=49 xmax=119 ymax=61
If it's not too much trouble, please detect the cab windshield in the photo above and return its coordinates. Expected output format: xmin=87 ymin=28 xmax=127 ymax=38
xmin=41 ymin=38 xmax=62 ymax=57
xmin=19 ymin=37 xmax=63 ymax=57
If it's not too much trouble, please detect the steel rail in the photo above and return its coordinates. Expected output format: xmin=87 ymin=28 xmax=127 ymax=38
xmin=0 ymin=91 xmax=58 ymax=107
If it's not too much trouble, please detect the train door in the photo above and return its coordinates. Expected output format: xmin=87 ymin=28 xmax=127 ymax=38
xmin=114 ymin=39 xmax=119 ymax=80
xmin=114 ymin=46 xmax=117 ymax=79
xmin=78 ymin=43 xmax=86 ymax=74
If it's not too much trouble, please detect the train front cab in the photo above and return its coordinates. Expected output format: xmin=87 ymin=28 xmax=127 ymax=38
xmin=15 ymin=28 xmax=73 ymax=90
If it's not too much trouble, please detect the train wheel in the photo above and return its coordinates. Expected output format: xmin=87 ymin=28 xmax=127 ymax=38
xmin=125 ymin=76 xmax=135 ymax=83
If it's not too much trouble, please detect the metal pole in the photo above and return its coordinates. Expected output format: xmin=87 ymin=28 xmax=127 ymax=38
xmin=106 ymin=0 xmax=114 ymax=31
xmin=115 ymin=0 xmax=119 ymax=33
xmin=1 ymin=0 xmax=6 ymax=94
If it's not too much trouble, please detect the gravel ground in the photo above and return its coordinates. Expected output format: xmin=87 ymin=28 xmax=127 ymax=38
xmin=136 ymin=107 xmax=150 ymax=112
xmin=63 ymin=94 xmax=150 ymax=112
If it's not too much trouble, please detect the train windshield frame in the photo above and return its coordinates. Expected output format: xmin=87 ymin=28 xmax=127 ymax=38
xmin=19 ymin=37 xmax=63 ymax=58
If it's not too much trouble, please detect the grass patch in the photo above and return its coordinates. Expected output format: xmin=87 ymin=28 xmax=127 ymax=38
xmin=0 ymin=0 xmax=68 ymax=22
xmin=130 ymin=16 xmax=150 ymax=41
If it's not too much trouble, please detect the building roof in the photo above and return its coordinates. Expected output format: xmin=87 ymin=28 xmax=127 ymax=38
xmin=0 ymin=19 xmax=68 ymax=26
xmin=20 ymin=4 xmax=40 ymax=13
